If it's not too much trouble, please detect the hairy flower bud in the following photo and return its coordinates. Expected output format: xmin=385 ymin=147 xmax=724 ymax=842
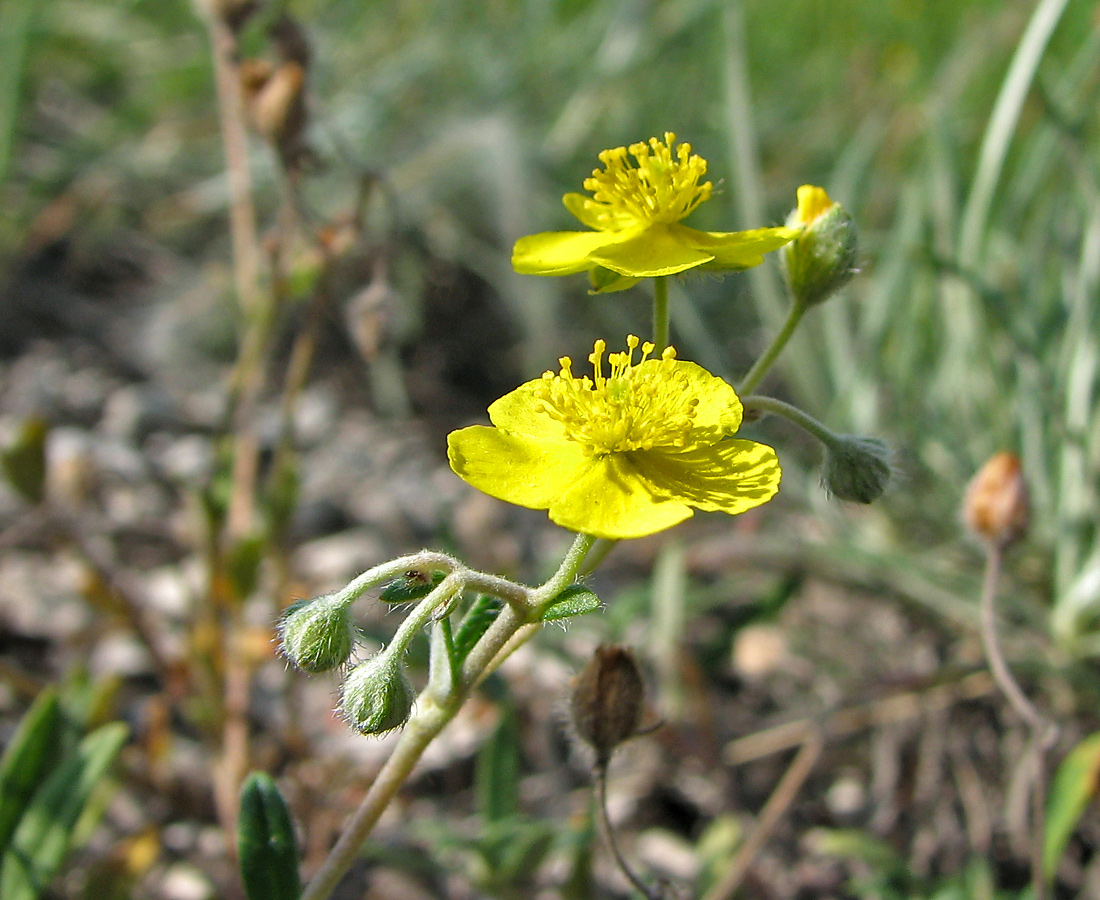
xmin=341 ymin=653 xmax=416 ymax=735
xmin=964 ymin=452 xmax=1029 ymax=548
xmin=571 ymin=645 xmax=646 ymax=768
xmin=781 ymin=185 xmax=858 ymax=308
xmin=279 ymin=594 xmax=355 ymax=674
xmin=822 ymin=435 xmax=891 ymax=504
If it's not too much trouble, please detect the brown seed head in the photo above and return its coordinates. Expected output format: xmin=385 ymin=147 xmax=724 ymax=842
xmin=964 ymin=452 xmax=1030 ymax=548
xmin=570 ymin=645 xmax=646 ymax=768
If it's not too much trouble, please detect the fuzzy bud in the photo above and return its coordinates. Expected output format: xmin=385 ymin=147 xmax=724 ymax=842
xmin=341 ymin=653 xmax=416 ymax=735
xmin=571 ymin=645 xmax=645 ymax=768
xmin=822 ymin=435 xmax=891 ymax=504
xmin=781 ymin=185 xmax=858 ymax=308
xmin=964 ymin=452 xmax=1029 ymax=548
xmin=279 ymin=594 xmax=355 ymax=674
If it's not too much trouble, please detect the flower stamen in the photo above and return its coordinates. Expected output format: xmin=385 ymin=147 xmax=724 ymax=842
xmin=579 ymin=133 xmax=712 ymax=230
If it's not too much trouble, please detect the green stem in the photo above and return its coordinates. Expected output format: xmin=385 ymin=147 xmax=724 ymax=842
xmin=300 ymin=533 xmax=598 ymax=900
xmin=652 ymin=277 xmax=670 ymax=351
xmin=742 ymin=395 xmax=836 ymax=447
xmin=531 ymin=533 xmax=597 ymax=607
xmin=737 ymin=300 xmax=806 ymax=395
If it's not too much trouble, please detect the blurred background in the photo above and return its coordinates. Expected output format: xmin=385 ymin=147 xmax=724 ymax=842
xmin=1 ymin=0 xmax=1099 ymax=897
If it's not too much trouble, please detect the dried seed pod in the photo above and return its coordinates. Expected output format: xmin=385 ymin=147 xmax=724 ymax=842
xmin=964 ymin=452 xmax=1030 ymax=548
xmin=571 ymin=645 xmax=645 ymax=768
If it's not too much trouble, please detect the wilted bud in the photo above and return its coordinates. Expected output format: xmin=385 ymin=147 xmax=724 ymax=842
xmin=822 ymin=435 xmax=891 ymax=504
xmin=571 ymin=645 xmax=646 ymax=768
xmin=249 ymin=62 xmax=306 ymax=146
xmin=341 ymin=653 xmax=416 ymax=735
xmin=279 ymin=594 xmax=355 ymax=674
xmin=781 ymin=185 xmax=858 ymax=308
xmin=964 ymin=452 xmax=1029 ymax=547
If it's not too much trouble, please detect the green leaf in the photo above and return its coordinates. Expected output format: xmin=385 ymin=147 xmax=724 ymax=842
xmin=379 ymin=571 xmax=445 ymax=605
xmin=0 ymin=418 xmax=47 ymax=505
xmin=540 ymin=584 xmax=601 ymax=621
xmin=0 ymin=690 xmax=63 ymax=856
xmin=238 ymin=773 xmax=301 ymax=900
xmin=1044 ymin=730 xmax=1100 ymax=877
xmin=476 ymin=708 xmax=519 ymax=825
xmin=1 ymin=722 xmax=128 ymax=900
xmin=452 ymin=595 xmax=503 ymax=661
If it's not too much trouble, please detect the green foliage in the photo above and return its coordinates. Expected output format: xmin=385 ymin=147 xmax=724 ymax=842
xmin=238 ymin=773 xmax=301 ymax=900
xmin=452 ymin=594 xmax=503 ymax=663
xmin=0 ymin=690 xmax=62 ymax=856
xmin=0 ymin=418 xmax=48 ymax=506
xmin=539 ymin=584 xmax=602 ymax=621
xmin=1044 ymin=730 xmax=1100 ymax=878
xmin=0 ymin=721 xmax=128 ymax=900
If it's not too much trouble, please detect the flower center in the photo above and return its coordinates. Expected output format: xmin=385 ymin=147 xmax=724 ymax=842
xmin=579 ymin=133 xmax=712 ymax=230
xmin=535 ymin=335 xmax=700 ymax=456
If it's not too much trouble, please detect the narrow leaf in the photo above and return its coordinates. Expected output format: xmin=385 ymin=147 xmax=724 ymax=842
xmin=238 ymin=773 xmax=300 ymax=900
xmin=540 ymin=584 xmax=601 ymax=621
xmin=0 ymin=690 xmax=62 ymax=856
xmin=1 ymin=723 xmax=128 ymax=900
xmin=453 ymin=595 xmax=503 ymax=661
xmin=1044 ymin=731 xmax=1100 ymax=877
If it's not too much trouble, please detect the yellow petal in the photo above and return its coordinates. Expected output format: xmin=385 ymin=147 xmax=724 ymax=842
xmin=447 ymin=426 xmax=591 ymax=510
xmin=629 ymin=440 xmax=781 ymax=514
xmin=563 ymin=193 xmax=612 ymax=231
xmin=486 ymin=379 xmax=568 ymax=441
xmin=633 ymin=359 xmax=743 ymax=442
xmin=512 ymin=230 xmax=613 ymax=275
xmin=795 ymin=185 xmax=834 ymax=225
xmin=587 ymin=224 xmax=714 ymax=277
xmin=548 ymin=454 xmax=693 ymax=539
xmin=684 ymin=225 xmax=798 ymax=271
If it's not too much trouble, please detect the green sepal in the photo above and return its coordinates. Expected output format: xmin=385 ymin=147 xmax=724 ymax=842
xmin=1 ymin=418 xmax=48 ymax=505
xmin=0 ymin=690 xmax=62 ymax=856
xmin=238 ymin=772 xmax=301 ymax=900
xmin=380 ymin=571 xmax=445 ymax=605
xmin=453 ymin=595 xmax=503 ymax=662
xmin=0 ymin=722 xmax=128 ymax=900
xmin=540 ymin=584 xmax=601 ymax=621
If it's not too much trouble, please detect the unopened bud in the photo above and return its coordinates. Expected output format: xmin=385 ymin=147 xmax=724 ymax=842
xmin=781 ymin=185 xmax=858 ymax=308
xmin=964 ymin=452 xmax=1029 ymax=547
xmin=571 ymin=645 xmax=645 ymax=768
xmin=279 ymin=594 xmax=355 ymax=674
xmin=341 ymin=653 xmax=416 ymax=735
xmin=822 ymin=435 xmax=891 ymax=504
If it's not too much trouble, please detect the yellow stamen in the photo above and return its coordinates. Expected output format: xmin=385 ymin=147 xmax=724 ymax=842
xmin=579 ymin=133 xmax=712 ymax=230
xmin=536 ymin=336 xmax=700 ymax=456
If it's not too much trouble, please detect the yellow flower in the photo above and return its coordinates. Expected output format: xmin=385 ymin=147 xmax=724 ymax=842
xmin=512 ymin=133 xmax=798 ymax=293
xmin=447 ymin=336 xmax=781 ymax=540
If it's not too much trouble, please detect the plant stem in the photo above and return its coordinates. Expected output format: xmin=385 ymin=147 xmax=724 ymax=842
xmin=301 ymin=534 xmax=597 ymax=900
xmin=596 ymin=765 xmax=660 ymax=900
xmin=737 ymin=300 xmax=806 ymax=396
xmin=978 ymin=542 xmax=1057 ymax=900
xmin=742 ymin=394 xmax=835 ymax=446
xmin=652 ymin=277 xmax=670 ymax=351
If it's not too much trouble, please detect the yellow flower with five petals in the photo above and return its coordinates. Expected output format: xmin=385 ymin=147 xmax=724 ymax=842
xmin=447 ymin=336 xmax=781 ymax=540
xmin=512 ymin=133 xmax=798 ymax=293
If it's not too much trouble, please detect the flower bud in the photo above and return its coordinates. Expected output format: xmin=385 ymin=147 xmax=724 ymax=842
xmin=279 ymin=594 xmax=355 ymax=674
xmin=822 ymin=435 xmax=891 ymax=504
xmin=781 ymin=185 xmax=858 ymax=308
xmin=570 ymin=645 xmax=645 ymax=768
xmin=964 ymin=452 xmax=1029 ymax=548
xmin=341 ymin=653 xmax=416 ymax=735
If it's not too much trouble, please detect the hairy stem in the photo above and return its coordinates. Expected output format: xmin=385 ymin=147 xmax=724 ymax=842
xmin=301 ymin=534 xmax=597 ymax=900
xmin=596 ymin=765 xmax=661 ymax=900
xmin=978 ymin=543 xmax=1057 ymax=900
xmin=737 ymin=300 xmax=806 ymax=396
xmin=742 ymin=394 xmax=836 ymax=446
